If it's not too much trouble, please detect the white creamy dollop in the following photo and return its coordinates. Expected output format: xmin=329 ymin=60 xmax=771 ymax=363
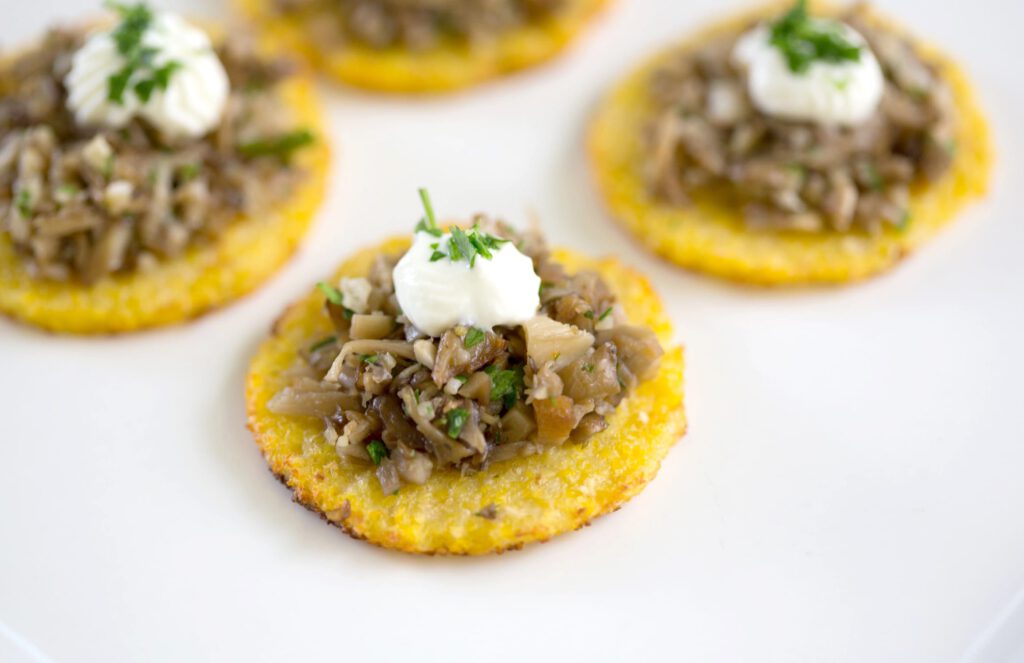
xmin=733 ymin=21 xmax=884 ymax=126
xmin=65 ymin=12 xmax=229 ymax=138
xmin=394 ymin=230 xmax=542 ymax=337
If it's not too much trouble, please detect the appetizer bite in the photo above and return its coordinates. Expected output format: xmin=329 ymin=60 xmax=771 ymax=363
xmin=246 ymin=190 xmax=686 ymax=554
xmin=237 ymin=0 xmax=608 ymax=92
xmin=589 ymin=1 xmax=992 ymax=284
xmin=0 ymin=3 xmax=328 ymax=333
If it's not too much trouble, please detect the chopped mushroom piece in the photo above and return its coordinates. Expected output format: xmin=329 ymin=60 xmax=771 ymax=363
xmin=522 ymin=315 xmax=594 ymax=371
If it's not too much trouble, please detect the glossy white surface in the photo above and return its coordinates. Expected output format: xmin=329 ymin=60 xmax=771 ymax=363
xmin=1 ymin=1 xmax=1023 ymax=661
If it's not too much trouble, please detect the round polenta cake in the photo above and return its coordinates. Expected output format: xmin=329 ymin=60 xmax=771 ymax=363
xmin=236 ymin=0 xmax=609 ymax=93
xmin=246 ymin=237 xmax=686 ymax=555
xmin=0 ymin=21 xmax=329 ymax=334
xmin=588 ymin=2 xmax=993 ymax=285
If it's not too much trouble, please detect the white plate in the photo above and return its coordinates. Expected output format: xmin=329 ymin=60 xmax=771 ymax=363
xmin=2 ymin=1 xmax=1023 ymax=661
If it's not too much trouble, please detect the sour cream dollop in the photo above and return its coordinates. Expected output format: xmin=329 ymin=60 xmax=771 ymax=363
xmin=65 ymin=12 xmax=229 ymax=138
xmin=394 ymin=230 xmax=541 ymax=337
xmin=733 ymin=21 xmax=884 ymax=126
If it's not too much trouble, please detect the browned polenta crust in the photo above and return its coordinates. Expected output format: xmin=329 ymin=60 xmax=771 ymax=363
xmin=236 ymin=0 xmax=609 ymax=93
xmin=246 ymin=237 xmax=686 ymax=555
xmin=588 ymin=1 xmax=993 ymax=285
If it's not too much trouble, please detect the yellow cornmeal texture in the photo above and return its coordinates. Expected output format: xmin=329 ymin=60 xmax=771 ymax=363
xmin=0 ymin=41 xmax=329 ymax=333
xmin=588 ymin=2 xmax=994 ymax=285
xmin=246 ymin=238 xmax=686 ymax=555
xmin=237 ymin=0 xmax=608 ymax=93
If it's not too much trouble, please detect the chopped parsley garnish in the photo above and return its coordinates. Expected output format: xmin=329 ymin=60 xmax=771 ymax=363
xmin=179 ymin=163 xmax=202 ymax=182
xmin=769 ymin=0 xmax=861 ymax=74
xmin=433 ymin=223 xmax=509 ymax=267
xmin=412 ymin=189 xmax=508 ymax=267
xmin=308 ymin=336 xmax=336 ymax=353
xmin=239 ymin=129 xmax=315 ymax=162
xmin=416 ymin=219 xmax=443 ymax=237
xmin=14 ymin=190 xmax=32 ymax=218
xmin=316 ymin=281 xmax=344 ymax=306
xmin=342 ymin=307 xmax=354 ymax=320
xmin=360 ymin=354 xmax=379 ymax=364
xmin=865 ymin=164 xmax=884 ymax=192
xmin=484 ymin=365 xmax=524 ymax=409
xmin=464 ymin=327 xmax=486 ymax=348
xmin=105 ymin=3 xmax=182 ymax=106
xmin=366 ymin=440 xmax=389 ymax=465
xmin=416 ymin=188 xmax=442 ymax=235
xmin=597 ymin=306 xmax=613 ymax=322
xmin=445 ymin=408 xmax=469 ymax=439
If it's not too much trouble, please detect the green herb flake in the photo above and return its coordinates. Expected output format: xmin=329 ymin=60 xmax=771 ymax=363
xmin=583 ymin=310 xmax=595 ymax=320
xmin=56 ymin=183 xmax=80 ymax=198
xmin=450 ymin=226 xmax=475 ymax=265
xmin=366 ymin=440 xmax=389 ymax=466
xmin=316 ymin=281 xmax=344 ymax=306
xmin=445 ymin=408 xmax=469 ymax=439
xmin=14 ymin=190 xmax=32 ymax=218
xmin=308 ymin=336 xmax=336 ymax=353
xmin=865 ymin=164 xmax=885 ymax=192
xmin=464 ymin=327 xmax=486 ymax=348
xmin=415 ymin=218 xmax=442 ymax=237
xmin=360 ymin=354 xmax=379 ymax=364
xmin=597 ymin=306 xmax=613 ymax=322
xmin=179 ymin=163 xmax=201 ymax=182
xmin=769 ymin=0 xmax=861 ymax=74
xmin=429 ymin=250 xmax=447 ymax=262
xmin=484 ymin=365 xmax=524 ymax=409
xmin=239 ymin=129 xmax=315 ymax=162
xmin=418 ymin=188 xmax=438 ymax=230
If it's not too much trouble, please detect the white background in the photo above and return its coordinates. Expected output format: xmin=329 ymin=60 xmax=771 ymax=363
xmin=1 ymin=0 xmax=1023 ymax=661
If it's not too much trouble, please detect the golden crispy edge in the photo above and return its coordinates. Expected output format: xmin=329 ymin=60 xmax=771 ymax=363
xmin=0 ymin=40 xmax=330 ymax=334
xmin=236 ymin=0 xmax=609 ymax=93
xmin=245 ymin=237 xmax=686 ymax=555
xmin=587 ymin=1 xmax=994 ymax=285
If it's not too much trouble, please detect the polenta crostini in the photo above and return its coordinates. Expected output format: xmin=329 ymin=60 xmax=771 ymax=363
xmin=0 ymin=3 xmax=328 ymax=333
xmin=589 ymin=1 xmax=992 ymax=285
xmin=246 ymin=190 xmax=686 ymax=554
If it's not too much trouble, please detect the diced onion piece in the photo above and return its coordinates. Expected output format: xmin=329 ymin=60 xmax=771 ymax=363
xmin=413 ymin=339 xmax=436 ymax=368
xmin=350 ymin=313 xmax=395 ymax=340
xmin=533 ymin=395 xmax=576 ymax=445
xmin=522 ymin=315 xmax=594 ymax=371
